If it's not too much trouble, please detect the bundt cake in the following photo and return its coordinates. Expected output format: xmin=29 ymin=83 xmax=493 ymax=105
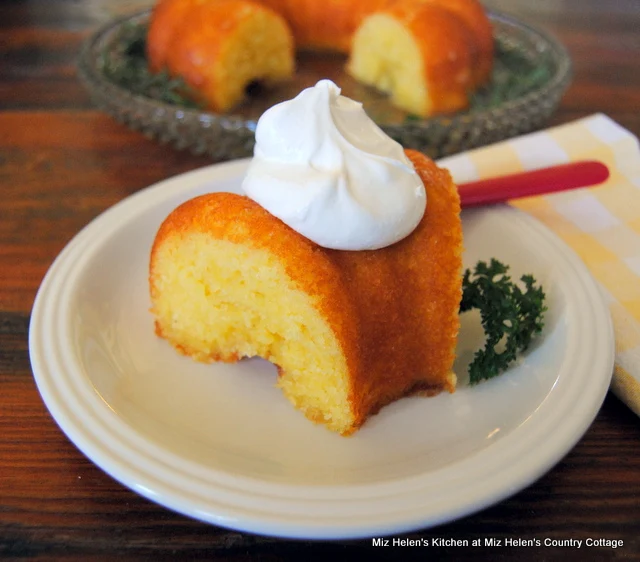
xmin=148 ymin=0 xmax=294 ymax=112
xmin=146 ymin=0 xmax=493 ymax=116
xmin=149 ymin=150 xmax=463 ymax=436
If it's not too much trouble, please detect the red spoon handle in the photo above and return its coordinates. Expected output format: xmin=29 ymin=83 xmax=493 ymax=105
xmin=458 ymin=160 xmax=610 ymax=207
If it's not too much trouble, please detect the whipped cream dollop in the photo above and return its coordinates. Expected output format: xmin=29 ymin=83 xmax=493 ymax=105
xmin=241 ymin=80 xmax=426 ymax=250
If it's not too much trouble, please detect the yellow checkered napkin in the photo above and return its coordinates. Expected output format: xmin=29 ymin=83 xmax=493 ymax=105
xmin=439 ymin=114 xmax=640 ymax=416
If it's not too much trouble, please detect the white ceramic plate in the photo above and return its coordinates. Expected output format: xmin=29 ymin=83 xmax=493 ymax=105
xmin=29 ymin=160 xmax=614 ymax=539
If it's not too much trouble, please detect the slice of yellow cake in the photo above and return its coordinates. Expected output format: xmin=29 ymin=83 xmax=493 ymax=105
xmin=149 ymin=150 xmax=463 ymax=435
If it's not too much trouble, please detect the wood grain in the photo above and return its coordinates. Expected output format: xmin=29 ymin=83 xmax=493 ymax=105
xmin=1 ymin=0 xmax=640 ymax=559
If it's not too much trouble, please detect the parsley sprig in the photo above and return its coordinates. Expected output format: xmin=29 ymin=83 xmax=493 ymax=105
xmin=460 ymin=259 xmax=547 ymax=384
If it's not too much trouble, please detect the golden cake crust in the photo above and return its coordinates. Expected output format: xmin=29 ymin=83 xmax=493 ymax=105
xmin=408 ymin=0 xmax=494 ymax=86
xmin=147 ymin=0 xmax=201 ymax=73
xmin=254 ymin=0 xmax=388 ymax=52
xmin=334 ymin=149 xmax=463 ymax=421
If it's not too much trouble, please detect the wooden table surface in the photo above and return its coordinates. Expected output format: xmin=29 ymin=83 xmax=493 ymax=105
xmin=2 ymin=0 xmax=639 ymax=559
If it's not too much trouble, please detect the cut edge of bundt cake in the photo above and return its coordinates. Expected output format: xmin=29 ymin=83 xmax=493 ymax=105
xmin=149 ymin=194 xmax=362 ymax=435
xmin=347 ymin=12 xmax=429 ymax=116
xmin=162 ymin=1 xmax=295 ymax=112
xmin=347 ymin=4 xmax=476 ymax=116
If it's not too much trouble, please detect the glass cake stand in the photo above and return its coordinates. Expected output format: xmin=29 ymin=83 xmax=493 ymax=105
xmin=78 ymin=10 xmax=572 ymax=161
